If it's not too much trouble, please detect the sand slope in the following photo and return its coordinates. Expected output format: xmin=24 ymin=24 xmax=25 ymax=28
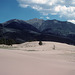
xmin=0 ymin=41 xmax=75 ymax=75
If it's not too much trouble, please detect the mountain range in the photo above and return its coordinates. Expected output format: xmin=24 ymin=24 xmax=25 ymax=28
xmin=0 ymin=18 xmax=75 ymax=45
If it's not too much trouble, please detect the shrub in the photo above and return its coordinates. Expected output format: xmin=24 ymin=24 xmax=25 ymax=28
xmin=39 ymin=41 xmax=43 ymax=45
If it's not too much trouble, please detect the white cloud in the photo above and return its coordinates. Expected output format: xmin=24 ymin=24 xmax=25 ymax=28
xmin=40 ymin=17 xmax=44 ymax=19
xmin=20 ymin=4 xmax=29 ymax=8
xmin=17 ymin=0 xmax=75 ymax=19
xmin=46 ymin=16 xmax=50 ymax=19
xmin=31 ymin=0 xmax=48 ymax=4
xmin=31 ymin=5 xmax=43 ymax=11
xmin=67 ymin=20 xmax=75 ymax=24
xmin=54 ymin=5 xmax=75 ymax=19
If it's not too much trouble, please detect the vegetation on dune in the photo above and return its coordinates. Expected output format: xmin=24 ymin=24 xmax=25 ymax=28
xmin=39 ymin=41 xmax=43 ymax=45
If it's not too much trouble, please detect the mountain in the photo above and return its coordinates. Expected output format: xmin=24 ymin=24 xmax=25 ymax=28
xmin=26 ymin=18 xmax=44 ymax=29
xmin=0 ymin=19 xmax=40 ymax=43
xmin=0 ymin=18 xmax=75 ymax=45
xmin=26 ymin=19 xmax=75 ymax=44
xmin=0 ymin=23 xmax=3 ymax=37
xmin=39 ymin=19 xmax=75 ymax=39
xmin=0 ymin=23 xmax=2 ymax=27
xmin=3 ymin=19 xmax=39 ymax=32
xmin=26 ymin=19 xmax=75 ymax=37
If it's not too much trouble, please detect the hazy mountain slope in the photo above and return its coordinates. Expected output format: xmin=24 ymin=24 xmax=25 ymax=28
xmin=26 ymin=18 xmax=44 ymax=29
xmin=39 ymin=20 xmax=75 ymax=37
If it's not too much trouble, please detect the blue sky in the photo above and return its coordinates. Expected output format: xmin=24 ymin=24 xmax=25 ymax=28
xmin=0 ymin=0 xmax=75 ymax=23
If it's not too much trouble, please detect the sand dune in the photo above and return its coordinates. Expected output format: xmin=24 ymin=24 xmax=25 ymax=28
xmin=0 ymin=41 xmax=75 ymax=75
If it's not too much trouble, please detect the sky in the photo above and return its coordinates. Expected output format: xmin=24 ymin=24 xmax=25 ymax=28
xmin=0 ymin=0 xmax=75 ymax=24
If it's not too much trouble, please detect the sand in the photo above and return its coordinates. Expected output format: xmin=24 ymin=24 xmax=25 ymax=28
xmin=0 ymin=41 xmax=75 ymax=75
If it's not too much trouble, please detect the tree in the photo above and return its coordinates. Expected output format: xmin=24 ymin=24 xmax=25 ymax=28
xmin=39 ymin=41 xmax=43 ymax=45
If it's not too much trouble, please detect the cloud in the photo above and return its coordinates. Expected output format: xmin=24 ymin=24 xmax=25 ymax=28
xmin=17 ymin=0 xmax=75 ymax=19
xmin=46 ymin=16 xmax=50 ymax=19
xmin=20 ymin=4 xmax=29 ymax=8
xmin=40 ymin=17 xmax=44 ymax=19
xmin=67 ymin=20 xmax=75 ymax=24
xmin=54 ymin=5 xmax=75 ymax=19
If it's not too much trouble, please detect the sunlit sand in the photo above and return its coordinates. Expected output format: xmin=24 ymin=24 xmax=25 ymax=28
xmin=0 ymin=41 xmax=75 ymax=75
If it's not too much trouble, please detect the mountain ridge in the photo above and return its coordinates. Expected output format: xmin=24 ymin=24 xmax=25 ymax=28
xmin=0 ymin=18 xmax=75 ymax=45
